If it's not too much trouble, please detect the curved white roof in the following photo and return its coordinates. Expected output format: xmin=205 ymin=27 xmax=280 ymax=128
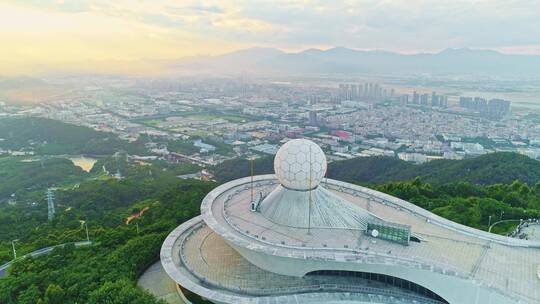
xmin=161 ymin=140 xmax=540 ymax=304
xmin=193 ymin=175 xmax=540 ymax=303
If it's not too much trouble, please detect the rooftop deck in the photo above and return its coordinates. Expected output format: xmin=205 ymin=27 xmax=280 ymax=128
xmin=199 ymin=175 xmax=540 ymax=303
xmin=162 ymin=215 xmax=447 ymax=304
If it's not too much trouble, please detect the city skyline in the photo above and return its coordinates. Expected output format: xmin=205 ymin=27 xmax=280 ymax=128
xmin=3 ymin=0 xmax=540 ymax=75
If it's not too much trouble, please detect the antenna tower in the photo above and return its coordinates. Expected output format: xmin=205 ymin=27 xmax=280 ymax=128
xmin=250 ymin=157 xmax=254 ymax=203
xmin=308 ymin=145 xmax=312 ymax=235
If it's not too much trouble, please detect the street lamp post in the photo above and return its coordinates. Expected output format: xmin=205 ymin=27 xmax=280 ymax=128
xmin=11 ymin=239 xmax=19 ymax=260
xmin=84 ymin=222 xmax=90 ymax=242
xmin=488 ymin=215 xmax=492 ymax=230
xmin=80 ymin=220 xmax=90 ymax=242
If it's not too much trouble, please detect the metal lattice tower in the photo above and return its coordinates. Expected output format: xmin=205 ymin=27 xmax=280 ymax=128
xmin=47 ymin=188 xmax=55 ymax=221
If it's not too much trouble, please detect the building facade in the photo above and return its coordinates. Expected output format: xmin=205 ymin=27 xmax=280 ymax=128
xmin=162 ymin=139 xmax=540 ymax=304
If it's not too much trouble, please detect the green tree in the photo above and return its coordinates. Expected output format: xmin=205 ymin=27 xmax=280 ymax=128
xmin=18 ymin=285 xmax=41 ymax=304
xmin=43 ymin=284 xmax=65 ymax=304
xmin=503 ymin=192 xmax=527 ymax=208
xmin=88 ymin=280 xmax=163 ymax=304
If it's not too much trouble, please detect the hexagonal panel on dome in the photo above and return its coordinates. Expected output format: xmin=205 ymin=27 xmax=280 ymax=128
xmin=273 ymin=139 xmax=327 ymax=190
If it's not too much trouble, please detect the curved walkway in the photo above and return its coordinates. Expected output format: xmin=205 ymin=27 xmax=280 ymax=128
xmin=162 ymin=216 xmax=447 ymax=304
xmin=138 ymin=261 xmax=185 ymax=304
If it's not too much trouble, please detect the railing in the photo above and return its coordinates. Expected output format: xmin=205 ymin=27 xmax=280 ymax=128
xmin=217 ymin=178 xmax=468 ymax=280
xmin=176 ymin=224 xmax=445 ymax=304
xmin=325 ymin=180 xmax=540 ymax=248
xmin=199 ymin=175 xmax=528 ymax=303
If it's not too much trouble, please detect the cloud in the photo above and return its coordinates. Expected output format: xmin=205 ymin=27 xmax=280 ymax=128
xmin=2 ymin=0 xmax=540 ymax=75
xmin=223 ymin=0 xmax=540 ymax=51
xmin=10 ymin=0 xmax=540 ymax=51
xmin=11 ymin=0 xmax=94 ymax=13
xmin=182 ymin=4 xmax=224 ymax=14
xmin=0 ymin=2 xmax=244 ymax=75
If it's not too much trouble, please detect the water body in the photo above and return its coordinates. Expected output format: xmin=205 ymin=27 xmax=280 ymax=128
xmin=69 ymin=156 xmax=98 ymax=172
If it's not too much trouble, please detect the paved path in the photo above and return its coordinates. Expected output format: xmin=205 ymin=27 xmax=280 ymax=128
xmin=138 ymin=261 xmax=185 ymax=304
xmin=3 ymin=246 xmax=186 ymax=304
xmin=521 ymin=224 xmax=540 ymax=241
xmin=0 ymin=241 xmax=92 ymax=279
xmin=0 ymin=264 xmax=9 ymax=278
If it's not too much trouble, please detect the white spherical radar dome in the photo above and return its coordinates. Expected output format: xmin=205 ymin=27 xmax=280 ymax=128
xmin=274 ymin=139 xmax=327 ymax=191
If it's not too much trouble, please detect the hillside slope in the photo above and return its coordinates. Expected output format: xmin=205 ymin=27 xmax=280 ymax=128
xmin=330 ymin=152 xmax=540 ymax=186
xmin=214 ymin=152 xmax=540 ymax=186
xmin=0 ymin=117 xmax=145 ymax=155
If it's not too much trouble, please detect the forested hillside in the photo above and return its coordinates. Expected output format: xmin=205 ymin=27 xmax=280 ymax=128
xmin=0 ymin=167 xmax=213 ymax=303
xmin=214 ymin=152 xmax=540 ymax=186
xmin=4 ymin=154 xmax=540 ymax=302
xmin=329 ymin=152 xmax=540 ymax=186
xmin=375 ymin=178 xmax=540 ymax=233
xmin=0 ymin=157 xmax=88 ymax=199
xmin=3 ymin=117 xmax=540 ymax=303
xmin=0 ymin=117 xmax=146 ymax=155
xmin=213 ymin=156 xmax=274 ymax=182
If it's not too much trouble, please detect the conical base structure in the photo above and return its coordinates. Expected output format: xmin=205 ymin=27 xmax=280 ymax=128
xmin=259 ymin=184 xmax=377 ymax=229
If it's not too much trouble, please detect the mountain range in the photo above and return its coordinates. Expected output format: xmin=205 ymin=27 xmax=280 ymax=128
xmin=171 ymin=47 xmax=540 ymax=77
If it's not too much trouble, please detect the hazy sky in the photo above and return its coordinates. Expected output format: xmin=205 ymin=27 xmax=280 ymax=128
xmin=2 ymin=0 xmax=540 ymax=75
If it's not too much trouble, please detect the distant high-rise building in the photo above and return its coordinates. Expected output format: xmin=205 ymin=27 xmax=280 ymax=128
xmin=431 ymin=92 xmax=439 ymax=107
xmin=459 ymin=96 xmax=473 ymax=107
xmin=420 ymin=93 xmax=429 ymax=105
xmin=374 ymin=84 xmax=380 ymax=99
xmin=308 ymin=111 xmax=318 ymax=126
xmin=413 ymin=91 xmax=420 ymax=104
xmin=439 ymin=95 xmax=449 ymax=108
xmin=330 ymin=95 xmax=341 ymax=104
xmin=474 ymin=97 xmax=487 ymax=111
xmin=308 ymin=96 xmax=320 ymax=105
xmin=487 ymin=99 xmax=511 ymax=119
xmin=459 ymin=96 xmax=510 ymax=119
xmin=399 ymin=94 xmax=409 ymax=104
xmin=350 ymin=84 xmax=358 ymax=99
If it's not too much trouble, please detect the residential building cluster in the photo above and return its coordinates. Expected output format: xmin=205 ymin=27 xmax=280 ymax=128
xmin=459 ymin=96 xmax=511 ymax=119
xmin=1 ymin=78 xmax=538 ymax=167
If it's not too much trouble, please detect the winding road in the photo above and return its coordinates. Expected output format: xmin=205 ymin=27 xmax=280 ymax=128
xmin=0 ymin=241 xmax=92 ymax=278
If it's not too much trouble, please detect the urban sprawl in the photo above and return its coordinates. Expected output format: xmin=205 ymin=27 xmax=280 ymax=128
xmin=0 ymin=79 xmax=537 ymax=168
